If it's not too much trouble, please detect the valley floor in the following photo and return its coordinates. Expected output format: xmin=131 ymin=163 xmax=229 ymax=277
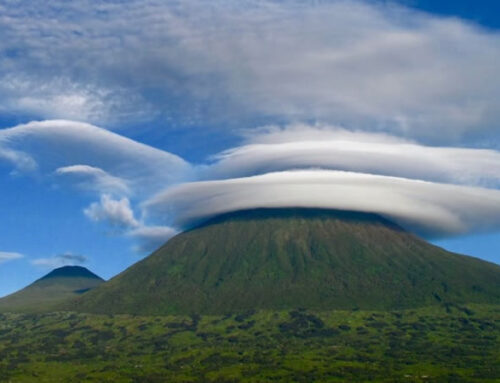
xmin=0 ymin=304 xmax=499 ymax=382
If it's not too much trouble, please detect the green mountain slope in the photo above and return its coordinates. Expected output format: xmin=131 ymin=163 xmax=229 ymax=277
xmin=64 ymin=209 xmax=500 ymax=315
xmin=0 ymin=266 xmax=104 ymax=313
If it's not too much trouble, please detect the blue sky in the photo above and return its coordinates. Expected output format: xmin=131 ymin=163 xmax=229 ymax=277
xmin=1 ymin=0 xmax=499 ymax=297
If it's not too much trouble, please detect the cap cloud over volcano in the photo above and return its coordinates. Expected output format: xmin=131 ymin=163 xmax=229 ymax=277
xmin=1 ymin=120 xmax=500 ymax=246
xmin=0 ymin=0 xmax=499 ymax=297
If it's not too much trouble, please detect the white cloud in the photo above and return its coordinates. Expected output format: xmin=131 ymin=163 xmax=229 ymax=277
xmin=0 ymin=252 xmax=24 ymax=264
xmin=0 ymin=1 xmax=498 ymax=255
xmin=241 ymin=124 xmax=412 ymax=145
xmin=0 ymin=147 xmax=37 ymax=173
xmin=31 ymin=253 xmax=88 ymax=269
xmin=0 ymin=1 xmax=499 ymax=142
xmin=56 ymin=165 xmax=130 ymax=195
xmin=0 ymin=75 xmax=120 ymax=123
xmin=128 ymin=225 xmax=178 ymax=253
xmin=1 ymin=119 xmax=500 ymax=246
xmin=208 ymin=124 xmax=500 ymax=187
xmin=84 ymin=194 xmax=139 ymax=229
xmin=0 ymin=120 xmax=193 ymax=250
xmin=0 ymin=120 xmax=192 ymax=194
xmin=144 ymin=170 xmax=500 ymax=238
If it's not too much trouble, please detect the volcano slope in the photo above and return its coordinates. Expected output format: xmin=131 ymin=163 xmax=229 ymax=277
xmin=64 ymin=208 xmax=500 ymax=315
xmin=0 ymin=266 xmax=104 ymax=313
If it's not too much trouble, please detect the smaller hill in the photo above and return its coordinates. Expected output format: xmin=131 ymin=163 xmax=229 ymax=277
xmin=0 ymin=266 xmax=104 ymax=313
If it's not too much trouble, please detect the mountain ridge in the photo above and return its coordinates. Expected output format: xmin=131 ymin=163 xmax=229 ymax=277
xmin=62 ymin=208 xmax=500 ymax=315
xmin=0 ymin=265 xmax=104 ymax=313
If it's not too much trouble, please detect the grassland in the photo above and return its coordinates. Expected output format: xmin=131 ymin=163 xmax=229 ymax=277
xmin=0 ymin=303 xmax=498 ymax=382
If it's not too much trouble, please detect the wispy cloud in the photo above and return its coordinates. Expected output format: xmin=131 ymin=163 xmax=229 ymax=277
xmin=0 ymin=1 xmax=499 ymax=142
xmin=56 ymin=165 xmax=131 ymax=195
xmin=31 ymin=253 xmax=88 ymax=269
xmin=128 ymin=225 xmax=178 ymax=253
xmin=0 ymin=252 xmax=24 ymax=264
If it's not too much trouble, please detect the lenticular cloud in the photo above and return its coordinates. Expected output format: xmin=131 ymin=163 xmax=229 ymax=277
xmin=143 ymin=125 xmax=500 ymax=239
xmin=2 ymin=119 xmax=500 ymax=241
xmin=144 ymin=170 xmax=500 ymax=238
xmin=0 ymin=120 xmax=192 ymax=194
xmin=207 ymin=126 xmax=500 ymax=187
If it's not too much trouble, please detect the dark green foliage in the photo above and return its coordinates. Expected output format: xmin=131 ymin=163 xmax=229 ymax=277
xmin=0 ymin=266 xmax=104 ymax=313
xmin=278 ymin=310 xmax=334 ymax=338
xmin=63 ymin=209 xmax=500 ymax=315
xmin=0 ymin=305 xmax=499 ymax=382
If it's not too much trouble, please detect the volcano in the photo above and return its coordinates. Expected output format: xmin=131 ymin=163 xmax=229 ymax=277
xmin=64 ymin=209 xmax=500 ymax=315
xmin=0 ymin=265 xmax=104 ymax=313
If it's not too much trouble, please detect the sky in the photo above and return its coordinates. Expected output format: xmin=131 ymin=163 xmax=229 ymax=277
xmin=0 ymin=0 xmax=499 ymax=297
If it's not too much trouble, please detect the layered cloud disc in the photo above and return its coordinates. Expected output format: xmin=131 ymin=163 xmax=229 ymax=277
xmin=144 ymin=170 xmax=500 ymax=238
xmin=208 ymin=126 xmax=500 ymax=187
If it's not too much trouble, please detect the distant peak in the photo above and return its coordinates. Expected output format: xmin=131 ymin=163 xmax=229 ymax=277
xmin=39 ymin=266 xmax=103 ymax=281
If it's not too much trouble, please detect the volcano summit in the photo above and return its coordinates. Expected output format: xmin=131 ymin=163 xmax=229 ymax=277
xmin=61 ymin=208 xmax=500 ymax=315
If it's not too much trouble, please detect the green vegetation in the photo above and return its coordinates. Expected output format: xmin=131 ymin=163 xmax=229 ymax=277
xmin=2 ymin=210 xmax=499 ymax=381
xmin=0 ymin=304 xmax=498 ymax=382
xmin=64 ymin=209 xmax=500 ymax=315
xmin=0 ymin=266 xmax=104 ymax=313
